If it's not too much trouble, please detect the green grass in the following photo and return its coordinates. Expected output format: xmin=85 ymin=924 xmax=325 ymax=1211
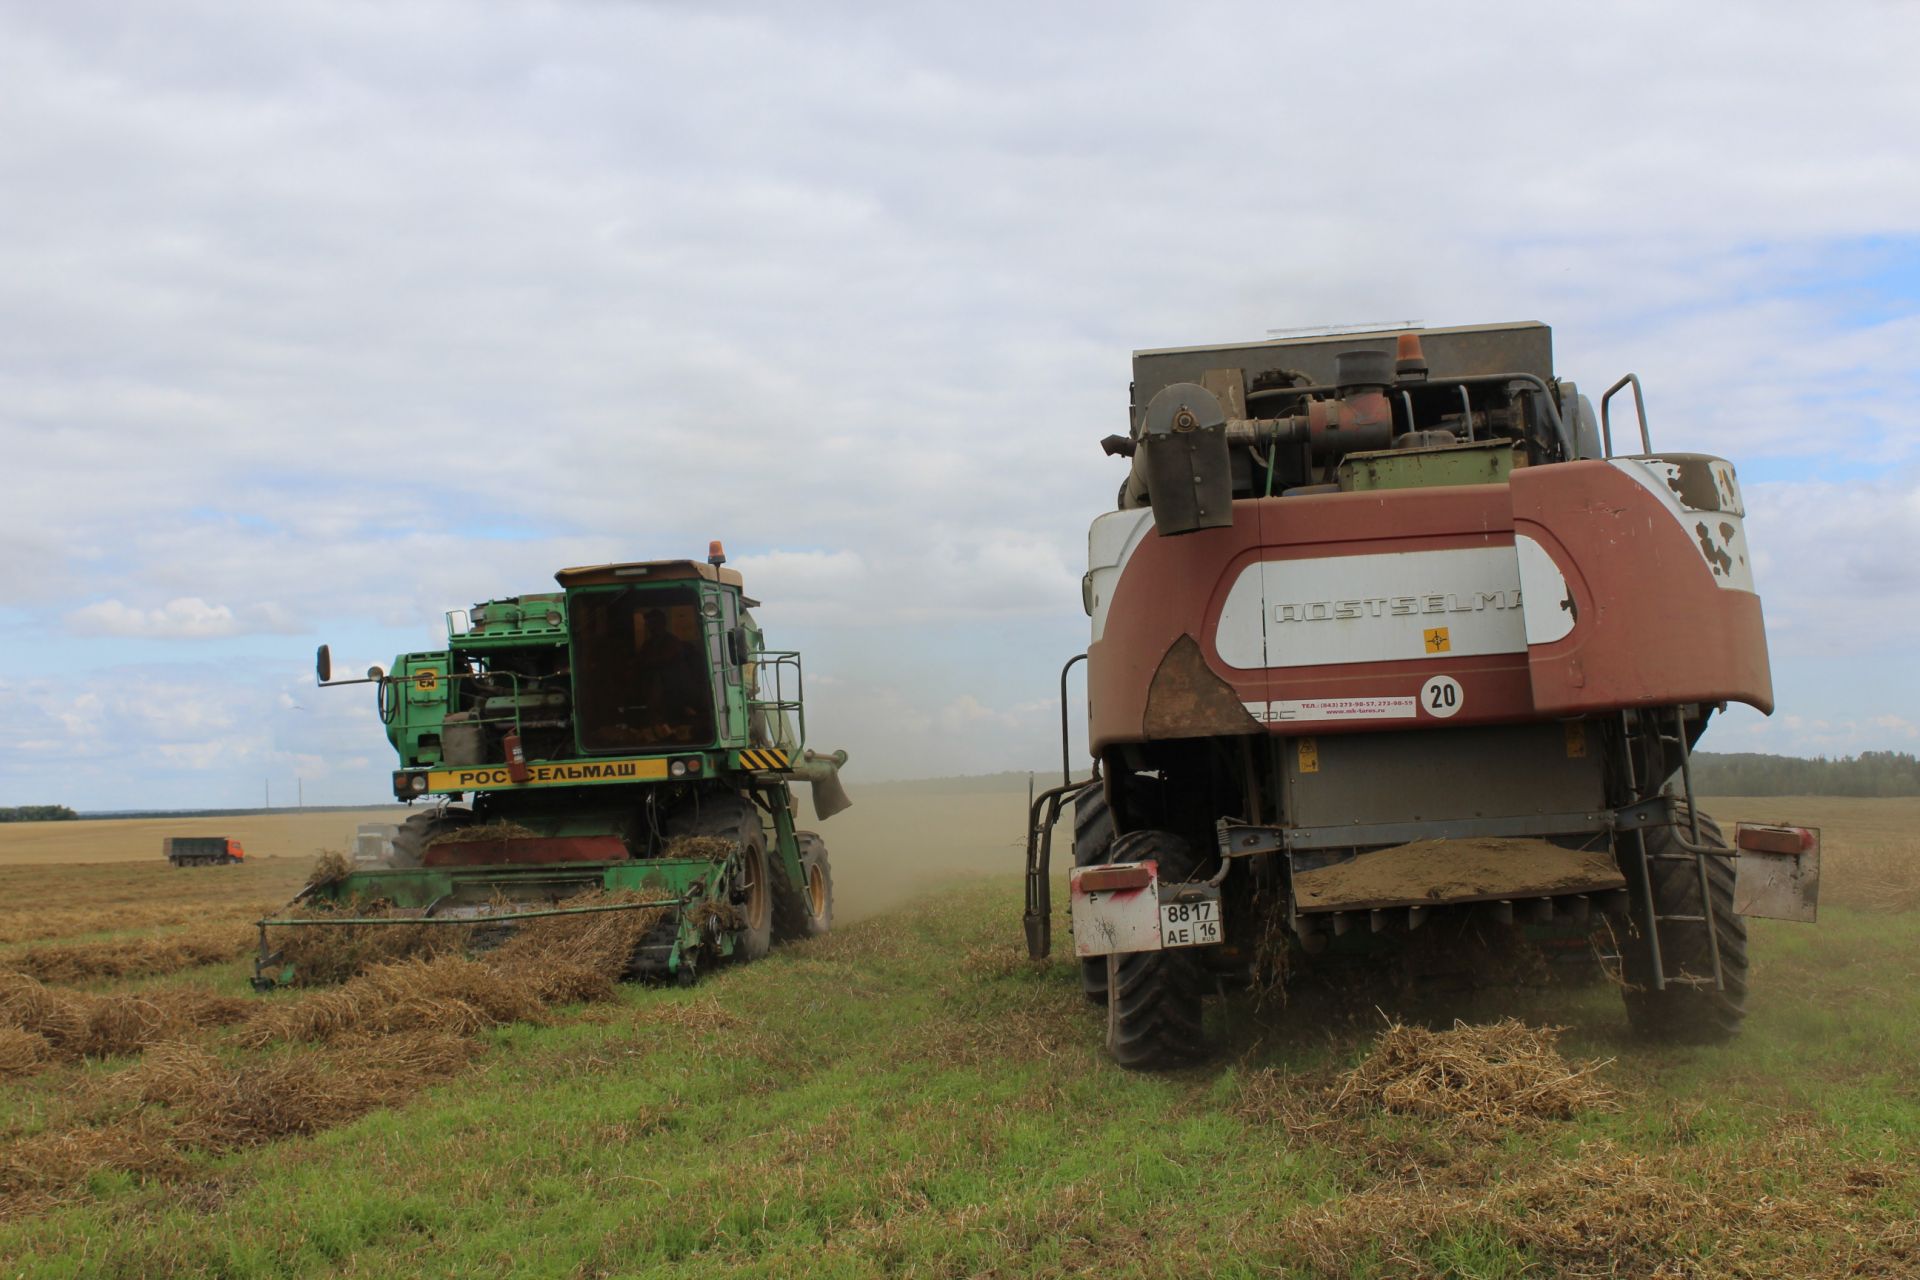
xmin=2 ymin=874 xmax=1917 ymax=1279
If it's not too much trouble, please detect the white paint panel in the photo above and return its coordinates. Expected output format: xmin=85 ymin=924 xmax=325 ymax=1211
xmin=1514 ymin=534 xmax=1576 ymax=645
xmin=1214 ymin=546 xmax=1527 ymax=671
xmin=1085 ymin=506 xmax=1156 ymax=642
xmin=1070 ymin=860 xmax=1161 ymax=956
xmin=1609 ymin=458 xmax=1757 ymax=592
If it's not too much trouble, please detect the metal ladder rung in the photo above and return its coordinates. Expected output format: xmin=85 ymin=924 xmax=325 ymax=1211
xmin=1655 ymin=913 xmax=1707 ymax=924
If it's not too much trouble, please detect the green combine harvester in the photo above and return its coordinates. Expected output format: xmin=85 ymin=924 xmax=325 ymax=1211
xmin=256 ymin=544 xmax=850 ymax=988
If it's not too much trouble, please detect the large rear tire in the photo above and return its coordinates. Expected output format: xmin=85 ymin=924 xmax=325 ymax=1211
xmin=1621 ymin=808 xmax=1748 ymax=1041
xmin=389 ymin=806 xmax=475 ymax=869
xmin=667 ymin=795 xmax=771 ymax=963
xmin=772 ymin=831 xmax=833 ymax=940
xmin=1072 ymin=784 xmax=1117 ymax=1004
xmin=1105 ymin=829 xmax=1209 ymax=1071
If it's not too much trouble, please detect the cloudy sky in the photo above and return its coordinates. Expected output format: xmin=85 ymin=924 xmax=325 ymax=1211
xmin=2 ymin=0 xmax=1916 ymax=810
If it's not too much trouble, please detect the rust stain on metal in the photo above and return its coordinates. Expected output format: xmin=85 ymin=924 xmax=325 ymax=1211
xmin=1694 ymin=521 xmax=1734 ymax=577
xmin=1143 ymin=634 xmax=1262 ymax=739
xmin=1664 ymin=455 xmax=1726 ymax=512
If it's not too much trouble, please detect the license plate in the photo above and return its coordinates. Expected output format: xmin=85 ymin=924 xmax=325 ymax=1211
xmin=1159 ymin=897 xmax=1222 ymax=948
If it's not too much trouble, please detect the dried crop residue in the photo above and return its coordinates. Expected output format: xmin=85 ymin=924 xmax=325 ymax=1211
xmin=0 ymin=1026 xmax=49 ymax=1075
xmin=0 ymin=1115 xmax=187 ymax=1217
xmin=684 ymin=900 xmax=743 ymax=933
xmin=1273 ymin=1130 xmax=1919 ymax=1278
xmin=663 ymin=834 xmax=737 ymax=861
xmin=1 ymin=972 xmax=254 ymax=1070
xmin=1292 ymin=838 xmax=1624 ymax=911
xmin=487 ymin=891 xmax=667 ymax=1004
xmin=111 ymin=1034 xmax=478 ymax=1149
xmin=427 ymin=820 xmax=539 ymax=847
xmin=269 ymin=903 xmax=462 ymax=986
xmin=241 ymin=955 xmax=546 ymax=1046
xmin=0 ymin=889 xmax=676 ymax=1215
xmin=1333 ymin=1018 xmax=1615 ymax=1127
xmin=9 ymin=926 xmax=253 ymax=985
xmin=305 ymin=849 xmax=353 ymax=887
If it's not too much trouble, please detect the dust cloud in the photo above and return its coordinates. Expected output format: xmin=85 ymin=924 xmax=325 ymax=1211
xmin=792 ymin=773 xmax=1034 ymax=922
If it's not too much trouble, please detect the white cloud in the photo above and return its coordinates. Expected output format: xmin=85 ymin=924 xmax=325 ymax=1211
xmin=64 ymin=596 xmax=305 ymax=638
xmin=2 ymin=0 xmax=1918 ymax=804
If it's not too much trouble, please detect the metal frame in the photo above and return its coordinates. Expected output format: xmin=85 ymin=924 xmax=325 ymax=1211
xmin=1600 ymin=374 xmax=1652 ymax=456
xmin=1022 ymin=653 xmax=1094 ymax=960
xmin=748 ymin=648 xmax=807 ymax=750
xmin=1214 ymin=795 xmax=1676 ymax=858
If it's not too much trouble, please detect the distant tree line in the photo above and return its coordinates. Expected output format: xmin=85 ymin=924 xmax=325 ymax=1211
xmin=1693 ymin=751 xmax=1920 ymax=797
xmin=0 ymin=805 xmax=80 ymax=822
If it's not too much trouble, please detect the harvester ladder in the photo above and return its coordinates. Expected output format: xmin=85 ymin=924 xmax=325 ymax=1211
xmin=1620 ymin=709 xmax=1727 ymax=992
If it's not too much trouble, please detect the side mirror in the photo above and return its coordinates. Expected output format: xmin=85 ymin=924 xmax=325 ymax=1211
xmin=315 ymin=644 xmax=332 ymax=684
xmin=725 ymin=627 xmax=748 ymax=665
xmin=367 ymin=665 xmax=385 ymax=680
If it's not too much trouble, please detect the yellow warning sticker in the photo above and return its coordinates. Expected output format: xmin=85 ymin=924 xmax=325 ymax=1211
xmin=1297 ymin=737 xmax=1320 ymax=774
xmin=413 ymin=668 xmax=440 ymax=691
xmin=1423 ymin=627 xmax=1451 ymax=654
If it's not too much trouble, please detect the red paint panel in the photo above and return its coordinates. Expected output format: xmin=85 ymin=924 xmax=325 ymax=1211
xmin=1076 ymin=864 xmax=1154 ymax=892
xmin=1091 ymin=486 xmax=1526 ymax=751
xmin=1510 ymin=463 xmax=1773 ymax=715
xmin=423 ymin=836 xmax=629 ymax=867
xmin=1736 ymin=824 xmax=1815 ymax=855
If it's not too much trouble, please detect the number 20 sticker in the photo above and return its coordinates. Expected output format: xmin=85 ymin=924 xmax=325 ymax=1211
xmin=1421 ymin=675 xmax=1463 ymax=718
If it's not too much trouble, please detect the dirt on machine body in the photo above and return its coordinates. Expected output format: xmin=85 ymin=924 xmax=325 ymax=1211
xmin=1025 ymin=321 xmax=1823 ymax=1069
xmin=257 ymin=544 xmax=849 ymax=989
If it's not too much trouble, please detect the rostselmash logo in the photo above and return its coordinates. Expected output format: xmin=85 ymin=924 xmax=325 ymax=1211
xmin=1273 ymin=590 xmax=1521 ymax=622
xmin=443 ymin=761 xmax=644 ymax=787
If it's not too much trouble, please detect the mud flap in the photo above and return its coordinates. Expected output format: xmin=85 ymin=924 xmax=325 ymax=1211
xmin=1069 ymin=861 xmax=1222 ymax=955
xmin=1733 ymin=823 xmax=1820 ymax=922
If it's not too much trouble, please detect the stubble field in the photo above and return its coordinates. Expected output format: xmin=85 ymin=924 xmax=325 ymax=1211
xmin=0 ymin=786 xmax=1914 ymax=1278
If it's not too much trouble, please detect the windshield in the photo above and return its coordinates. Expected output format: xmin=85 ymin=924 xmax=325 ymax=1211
xmin=569 ymin=585 xmax=715 ymax=750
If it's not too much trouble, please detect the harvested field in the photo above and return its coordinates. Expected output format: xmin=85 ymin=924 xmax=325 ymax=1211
xmin=8 ymin=926 xmax=254 ymax=985
xmin=0 ymin=809 xmax=401 ymax=868
xmin=0 ymin=787 xmax=1908 ymax=1278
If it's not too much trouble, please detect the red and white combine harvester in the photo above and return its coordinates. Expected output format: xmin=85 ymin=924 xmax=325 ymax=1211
xmin=1023 ymin=322 xmax=1821 ymax=1069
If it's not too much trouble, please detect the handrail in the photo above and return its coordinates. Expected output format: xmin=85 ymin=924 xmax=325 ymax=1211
xmin=1601 ymin=374 xmax=1651 ymax=456
xmin=747 ymin=648 xmax=806 ymax=750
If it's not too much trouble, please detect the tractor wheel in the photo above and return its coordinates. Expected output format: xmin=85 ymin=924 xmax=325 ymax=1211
xmin=1104 ymin=829 xmax=1210 ymax=1071
xmin=772 ymin=831 xmax=833 ymax=940
xmin=1072 ymin=784 xmax=1116 ymax=1004
xmin=390 ymin=806 xmax=475 ymax=869
xmin=666 ymin=795 xmax=771 ymax=963
xmin=1620 ymin=807 xmax=1748 ymax=1042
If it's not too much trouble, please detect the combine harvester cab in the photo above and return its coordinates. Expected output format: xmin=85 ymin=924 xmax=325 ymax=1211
xmin=1024 ymin=322 xmax=1821 ymax=1069
xmin=258 ymin=544 xmax=850 ymax=989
